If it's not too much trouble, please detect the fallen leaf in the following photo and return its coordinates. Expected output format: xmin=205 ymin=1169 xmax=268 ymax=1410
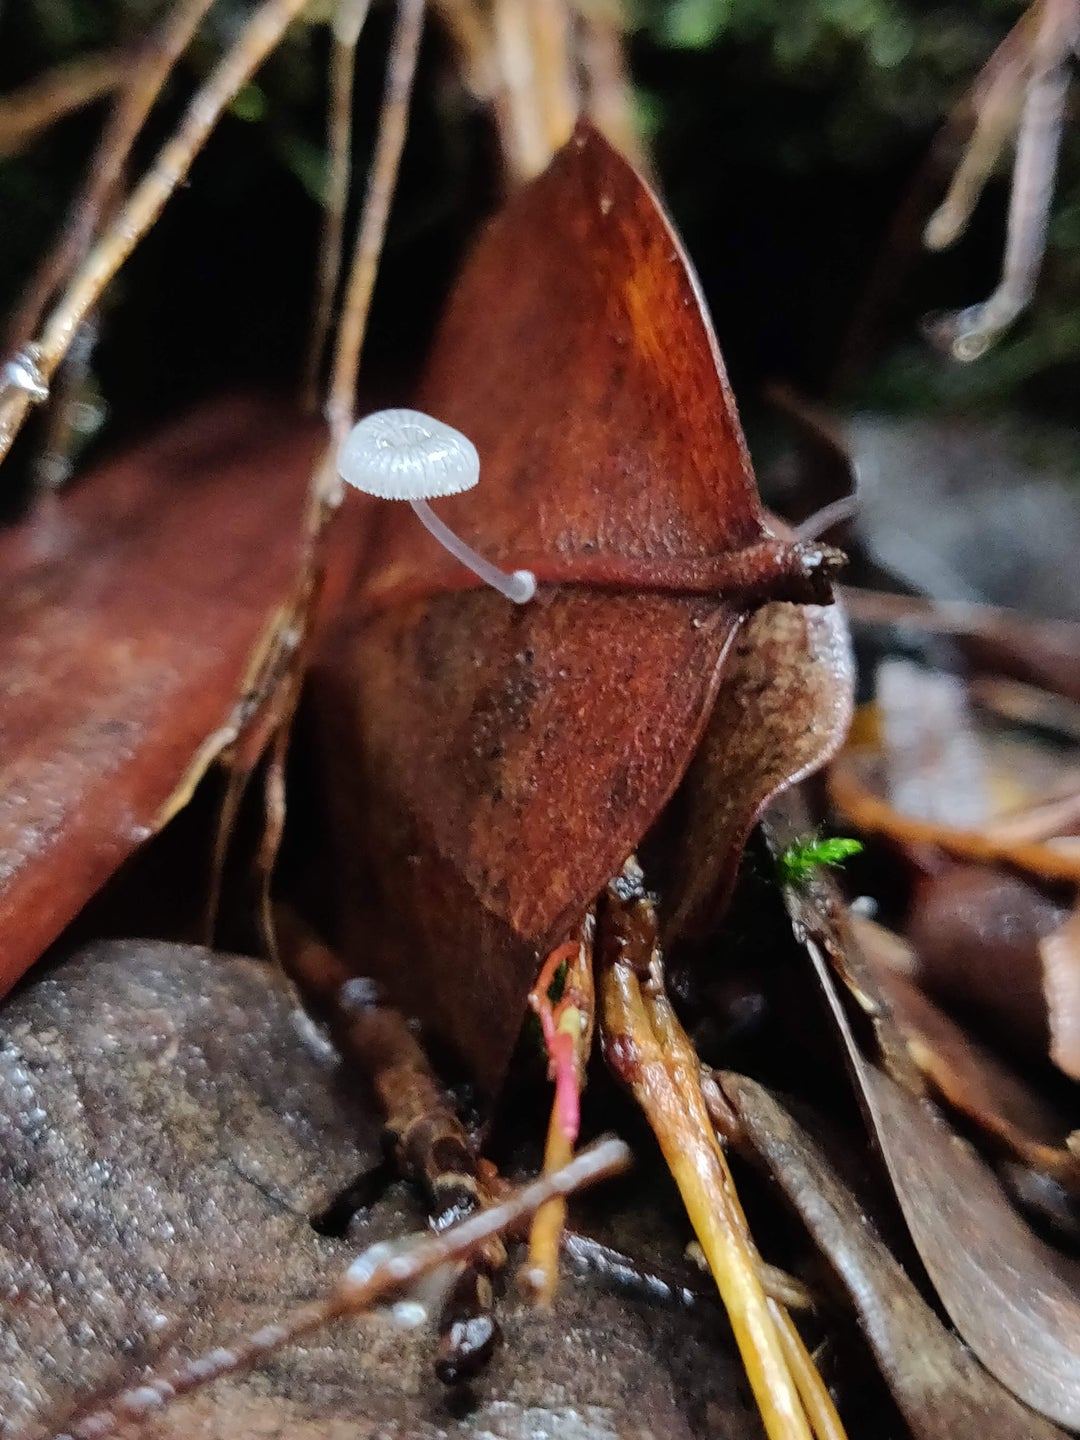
xmin=1041 ymin=906 xmax=1080 ymax=1081
xmin=773 ymin=854 xmax=1080 ymax=1429
xmin=0 ymin=398 xmax=320 ymax=999
xmin=0 ymin=938 xmax=763 ymax=1440
xmin=663 ymin=598 xmax=854 ymax=941
xmin=841 ymin=587 xmax=1080 ymax=705
xmin=829 ymin=656 xmax=1080 ymax=883
xmin=314 ymin=125 xmax=845 ymax=1097
xmin=853 ymin=1053 xmax=1080 ymax=1430
xmin=719 ymin=1070 xmax=1066 ymax=1440
xmin=904 ymin=864 xmax=1066 ymax=1060
xmin=854 ymin=915 xmax=1080 ymax=1189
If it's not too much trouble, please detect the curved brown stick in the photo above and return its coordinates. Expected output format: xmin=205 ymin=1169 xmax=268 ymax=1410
xmin=278 ymin=911 xmax=506 ymax=1382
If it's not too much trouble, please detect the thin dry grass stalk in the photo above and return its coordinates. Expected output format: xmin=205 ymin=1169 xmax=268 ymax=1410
xmin=304 ymin=0 xmax=374 ymax=408
xmin=529 ymin=0 xmax=579 ymax=163
xmin=52 ymin=1137 xmax=631 ymax=1440
xmin=0 ymin=0 xmax=313 ymax=470
xmin=492 ymin=0 xmax=554 ymax=180
xmin=5 ymin=0 xmax=217 ymax=355
xmin=325 ymin=0 xmax=426 ymax=452
xmin=0 ymin=51 xmax=128 ymax=159
xmin=578 ymin=3 xmax=644 ymax=169
xmin=925 ymin=0 xmax=1080 ymax=359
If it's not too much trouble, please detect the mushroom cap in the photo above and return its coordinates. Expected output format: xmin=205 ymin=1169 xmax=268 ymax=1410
xmin=338 ymin=408 xmax=480 ymax=500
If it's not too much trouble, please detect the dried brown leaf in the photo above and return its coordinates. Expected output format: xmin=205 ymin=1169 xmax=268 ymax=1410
xmin=1041 ymin=906 xmax=1080 ymax=1081
xmin=830 ymin=703 xmax=1080 ymax=885
xmin=719 ymin=1070 xmax=1066 ymax=1440
xmin=904 ymin=865 xmax=1066 ymax=1059
xmin=0 ymin=399 xmax=319 ymax=998
xmin=842 ymin=587 xmax=1080 ymax=704
xmin=0 ymin=939 xmax=761 ymax=1440
xmin=776 ymin=864 xmax=1080 ymax=1429
xmin=855 ymin=917 xmax=1080 ymax=1188
xmin=665 ymin=598 xmax=853 ymax=940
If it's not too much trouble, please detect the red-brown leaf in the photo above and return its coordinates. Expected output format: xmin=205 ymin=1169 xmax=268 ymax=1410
xmin=0 ymin=397 xmax=319 ymax=997
xmin=314 ymin=126 xmax=848 ymax=1095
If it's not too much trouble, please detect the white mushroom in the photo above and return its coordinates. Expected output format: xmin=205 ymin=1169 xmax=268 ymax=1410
xmin=338 ymin=408 xmax=536 ymax=604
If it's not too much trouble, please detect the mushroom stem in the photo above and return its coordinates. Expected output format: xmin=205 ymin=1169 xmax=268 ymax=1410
xmin=410 ymin=497 xmax=536 ymax=604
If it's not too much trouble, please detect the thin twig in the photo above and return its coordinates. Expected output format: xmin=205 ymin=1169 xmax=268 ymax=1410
xmin=431 ymin=0 xmax=497 ymax=99
xmin=0 ymin=0 xmax=312 ymax=470
xmin=491 ymin=0 xmax=548 ymax=181
xmin=303 ymin=0 xmax=374 ymax=408
xmin=522 ymin=919 xmax=596 ymax=1304
xmin=925 ymin=0 xmax=1079 ymax=360
xmin=933 ymin=57 xmax=1069 ymax=359
xmin=528 ymin=0 xmax=578 ymax=161
xmin=6 ymin=0 xmax=217 ymax=354
xmin=923 ymin=1 xmax=1041 ymax=252
xmin=598 ymin=949 xmax=814 ymax=1440
xmin=837 ymin=0 xmax=1076 ymax=385
xmin=579 ymin=4 xmax=644 ymax=168
xmin=0 ymin=51 xmax=128 ymax=159
xmin=325 ymin=0 xmax=426 ymax=452
xmin=53 ymin=1138 xmax=630 ymax=1440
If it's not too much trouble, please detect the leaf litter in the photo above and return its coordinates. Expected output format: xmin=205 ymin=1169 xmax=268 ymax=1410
xmin=3 ymin=7 xmax=1080 ymax=1437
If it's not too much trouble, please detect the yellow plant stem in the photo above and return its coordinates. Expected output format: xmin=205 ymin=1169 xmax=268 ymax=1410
xmin=599 ymin=949 xmax=816 ymax=1440
xmin=523 ymin=921 xmax=596 ymax=1304
xmin=772 ymin=1300 xmax=848 ymax=1440
xmin=648 ymin=985 xmax=847 ymax=1440
xmin=524 ymin=1075 xmax=574 ymax=1303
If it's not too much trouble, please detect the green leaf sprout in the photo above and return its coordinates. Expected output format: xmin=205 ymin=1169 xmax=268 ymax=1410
xmin=777 ymin=833 xmax=863 ymax=886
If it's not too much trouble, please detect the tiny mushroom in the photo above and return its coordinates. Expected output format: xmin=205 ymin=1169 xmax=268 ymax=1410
xmin=338 ymin=408 xmax=536 ymax=604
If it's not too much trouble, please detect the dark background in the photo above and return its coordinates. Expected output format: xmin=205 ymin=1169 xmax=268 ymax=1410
xmin=1 ymin=0 xmax=1077 ymax=474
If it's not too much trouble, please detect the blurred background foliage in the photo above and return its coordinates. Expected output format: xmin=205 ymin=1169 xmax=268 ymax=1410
xmin=0 ymin=0 xmax=1077 ymax=475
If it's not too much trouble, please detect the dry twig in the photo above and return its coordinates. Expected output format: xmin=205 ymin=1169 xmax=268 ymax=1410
xmin=304 ymin=0 xmax=374 ymax=407
xmin=325 ymin=0 xmax=426 ymax=452
xmin=51 ymin=1137 xmax=630 ymax=1440
xmin=5 ymin=0 xmax=217 ymax=355
xmin=925 ymin=0 xmax=1080 ymax=360
xmin=579 ymin=3 xmax=644 ymax=169
xmin=0 ymin=52 xmax=127 ymax=159
xmin=0 ymin=0 xmax=312 ymax=469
